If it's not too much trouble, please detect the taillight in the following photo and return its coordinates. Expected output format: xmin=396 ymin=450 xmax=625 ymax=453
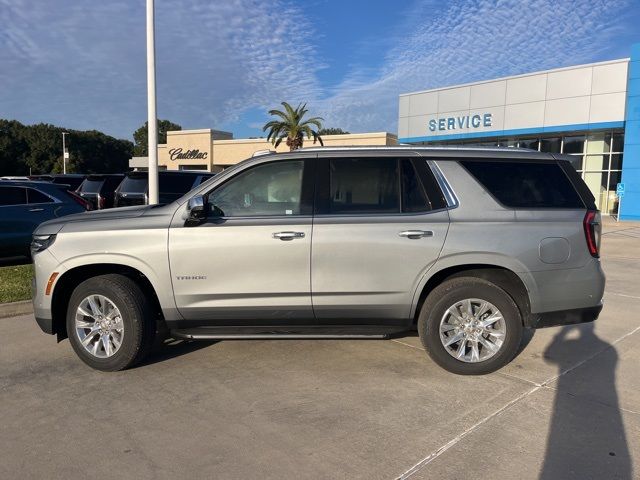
xmin=98 ymin=195 xmax=105 ymax=209
xmin=583 ymin=210 xmax=601 ymax=258
xmin=68 ymin=191 xmax=93 ymax=211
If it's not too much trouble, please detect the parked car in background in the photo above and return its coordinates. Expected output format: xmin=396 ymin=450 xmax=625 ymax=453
xmin=0 ymin=180 xmax=90 ymax=260
xmin=113 ymin=170 xmax=214 ymax=207
xmin=75 ymin=174 xmax=124 ymax=210
xmin=31 ymin=147 xmax=604 ymax=374
xmin=29 ymin=174 xmax=87 ymax=191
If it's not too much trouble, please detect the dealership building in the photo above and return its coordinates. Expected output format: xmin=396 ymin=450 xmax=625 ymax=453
xmin=398 ymin=44 xmax=640 ymax=220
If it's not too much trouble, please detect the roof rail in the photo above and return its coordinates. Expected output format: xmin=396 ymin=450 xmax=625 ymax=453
xmin=252 ymin=149 xmax=276 ymax=157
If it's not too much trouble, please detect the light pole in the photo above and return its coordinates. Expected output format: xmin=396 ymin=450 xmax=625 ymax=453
xmin=146 ymin=0 xmax=159 ymax=204
xmin=62 ymin=132 xmax=69 ymax=174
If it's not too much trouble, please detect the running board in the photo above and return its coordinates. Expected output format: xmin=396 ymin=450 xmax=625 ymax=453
xmin=170 ymin=325 xmax=408 ymax=341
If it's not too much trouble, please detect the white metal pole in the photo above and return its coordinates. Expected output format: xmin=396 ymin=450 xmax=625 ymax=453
xmin=146 ymin=0 xmax=159 ymax=204
xmin=62 ymin=132 xmax=67 ymax=174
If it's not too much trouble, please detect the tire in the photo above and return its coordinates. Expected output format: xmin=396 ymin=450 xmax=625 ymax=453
xmin=418 ymin=276 xmax=523 ymax=375
xmin=66 ymin=274 xmax=156 ymax=371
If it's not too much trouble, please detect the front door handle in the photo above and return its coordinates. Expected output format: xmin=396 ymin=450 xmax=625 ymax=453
xmin=272 ymin=231 xmax=305 ymax=241
xmin=399 ymin=230 xmax=433 ymax=239
xmin=28 ymin=208 xmax=44 ymax=212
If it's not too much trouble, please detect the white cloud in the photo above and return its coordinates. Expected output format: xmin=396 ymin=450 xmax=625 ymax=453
xmin=316 ymin=0 xmax=630 ymax=133
xmin=0 ymin=0 xmax=632 ymax=139
xmin=0 ymin=0 xmax=323 ymax=138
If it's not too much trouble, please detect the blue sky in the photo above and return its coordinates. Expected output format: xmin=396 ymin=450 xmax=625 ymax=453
xmin=1 ymin=0 xmax=639 ymax=142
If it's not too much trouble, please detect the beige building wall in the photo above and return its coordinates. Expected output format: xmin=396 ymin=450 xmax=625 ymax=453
xmin=144 ymin=130 xmax=398 ymax=171
xmin=212 ymin=132 xmax=398 ymax=167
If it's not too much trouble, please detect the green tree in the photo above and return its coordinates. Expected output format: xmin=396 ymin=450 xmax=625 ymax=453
xmin=133 ymin=119 xmax=182 ymax=156
xmin=0 ymin=120 xmax=29 ymax=175
xmin=0 ymin=119 xmax=134 ymax=175
xmin=263 ymin=102 xmax=324 ymax=151
xmin=318 ymin=127 xmax=349 ymax=135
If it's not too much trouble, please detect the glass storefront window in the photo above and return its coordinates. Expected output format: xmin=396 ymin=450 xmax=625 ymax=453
xmin=612 ymin=134 xmax=624 ymax=153
xmin=540 ymin=137 xmax=561 ymax=153
xmin=584 ymin=154 xmax=607 ymax=171
xmin=563 ymin=136 xmax=585 ymax=154
xmin=583 ymin=172 xmax=607 ymax=211
xmin=586 ymin=133 xmax=611 ymax=154
xmin=518 ymin=138 xmax=539 ymax=150
xmin=611 ymin=154 xmax=623 ymax=170
xmin=567 ymin=155 xmax=583 ymax=170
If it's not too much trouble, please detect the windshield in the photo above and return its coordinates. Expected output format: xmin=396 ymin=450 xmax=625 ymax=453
xmin=78 ymin=178 xmax=104 ymax=193
xmin=119 ymin=176 xmax=148 ymax=194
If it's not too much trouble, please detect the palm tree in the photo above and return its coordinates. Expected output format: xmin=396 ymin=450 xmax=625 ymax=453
xmin=263 ymin=102 xmax=324 ymax=151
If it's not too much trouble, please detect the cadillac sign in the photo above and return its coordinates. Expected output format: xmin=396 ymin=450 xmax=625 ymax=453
xmin=169 ymin=148 xmax=208 ymax=161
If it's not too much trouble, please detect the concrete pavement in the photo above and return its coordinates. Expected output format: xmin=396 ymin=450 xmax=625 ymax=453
xmin=1 ymin=219 xmax=639 ymax=479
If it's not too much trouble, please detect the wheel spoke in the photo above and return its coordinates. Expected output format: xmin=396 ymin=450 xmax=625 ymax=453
xmin=441 ymin=323 xmax=458 ymax=333
xmin=464 ymin=299 xmax=473 ymax=317
xmin=479 ymin=313 xmax=502 ymax=329
xmin=486 ymin=329 xmax=505 ymax=339
xmin=444 ymin=331 xmax=465 ymax=347
xmin=81 ymin=329 xmax=99 ymax=346
xmin=87 ymin=296 xmax=100 ymax=317
xmin=478 ymin=336 xmax=499 ymax=353
xmin=455 ymin=338 xmax=467 ymax=359
xmin=101 ymin=335 xmax=112 ymax=357
xmin=446 ymin=307 xmax=464 ymax=323
xmin=475 ymin=301 xmax=490 ymax=319
xmin=76 ymin=319 xmax=96 ymax=329
xmin=77 ymin=306 xmax=95 ymax=319
xmin=111 ymin=332 xmax=122 ymax=349
xmin=470 ymin=341 xmax=480 ymax=362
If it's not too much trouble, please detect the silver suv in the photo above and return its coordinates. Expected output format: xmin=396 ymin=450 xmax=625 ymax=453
xmin=31 ymin=147 xmax=605 ymax=374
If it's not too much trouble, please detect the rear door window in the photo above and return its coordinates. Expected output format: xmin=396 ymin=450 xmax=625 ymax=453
xmin=460 ymin=160 xmax=584 ymax=209
xmin=26 ymin=188 xmax=54 ymax=204
xmin=0 ymin=187 xmax=27 ymax=206
xmin=328 ymin=158 xmax=400 ymax=214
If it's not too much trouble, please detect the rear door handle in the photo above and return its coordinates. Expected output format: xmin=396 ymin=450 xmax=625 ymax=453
xmin=399 ymin=230 xmax=433 ymax=239
xmin=28 ymin=208 xmax=44 ymax=212
xmin=272 ymin=231 xmax=305 ymax=241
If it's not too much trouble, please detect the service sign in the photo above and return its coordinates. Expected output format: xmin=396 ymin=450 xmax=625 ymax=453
xmin=428 ymin=113 xmax=493 ymax=132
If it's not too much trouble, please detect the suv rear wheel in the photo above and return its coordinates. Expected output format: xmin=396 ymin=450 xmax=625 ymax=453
xmin=66 ymin=274 xmax=155 ymax=371
xmin=418 ymin=276 xmax=523 ymax=375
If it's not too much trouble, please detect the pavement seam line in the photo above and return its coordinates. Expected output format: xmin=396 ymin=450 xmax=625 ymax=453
xmin=608 ymin=292 xmax=640 ymax=301
xmin=390 ymin=339 xmax=425 ymax=351
xmin=395 ymin=323 xmax=640 ymax=479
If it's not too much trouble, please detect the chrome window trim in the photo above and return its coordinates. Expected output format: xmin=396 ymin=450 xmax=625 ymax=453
xmin=427 ymin=160 xmax=458 ymax=209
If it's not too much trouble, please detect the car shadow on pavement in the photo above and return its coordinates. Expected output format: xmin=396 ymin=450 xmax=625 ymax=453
xmin=137 ymin=337 xmax=218 ymax=367
xmin=539 ymin=324 xmax=632 ymax=479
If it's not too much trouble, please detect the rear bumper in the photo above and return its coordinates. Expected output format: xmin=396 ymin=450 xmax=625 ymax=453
xmin=530 ymin=303 xmax=603 ymax=329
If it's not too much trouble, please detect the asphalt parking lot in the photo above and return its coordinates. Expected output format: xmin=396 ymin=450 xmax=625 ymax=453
xmin=2 ymin=219 xmax=640 ymax=480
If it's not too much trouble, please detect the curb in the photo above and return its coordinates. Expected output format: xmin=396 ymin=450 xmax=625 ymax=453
xmin=0 ymin=300 xmax=33 ymax=319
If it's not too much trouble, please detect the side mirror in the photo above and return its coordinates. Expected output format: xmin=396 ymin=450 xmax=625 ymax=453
xmin=186 ymin=195 xmax=209 ymax=226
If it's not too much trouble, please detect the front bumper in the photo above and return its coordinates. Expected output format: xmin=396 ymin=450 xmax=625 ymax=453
xmin=530 ymin=303 xmax=603 ymax=329
xmin=35 ymin=315 xmax=54 ymax=335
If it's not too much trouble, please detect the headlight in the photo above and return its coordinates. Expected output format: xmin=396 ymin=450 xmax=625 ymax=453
xmin=31 ymin=234 xmax=56 ymax=254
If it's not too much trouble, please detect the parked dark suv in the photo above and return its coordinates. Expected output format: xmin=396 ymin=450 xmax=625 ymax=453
xmin=0 ymin=180 xmax=89 ymax=260
xmin=113 ymin=170 xmax=214 ymax=207
xmin=75 ymin=174 xmax=124 ymax=210
xmin=29 ymin=174 xmax=87 ymax=191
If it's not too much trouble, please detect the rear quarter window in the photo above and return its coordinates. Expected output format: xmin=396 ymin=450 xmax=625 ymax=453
xmin=460 ymin=160 xmax=584 ymax=209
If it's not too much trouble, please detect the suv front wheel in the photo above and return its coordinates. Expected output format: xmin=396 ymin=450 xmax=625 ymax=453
xmin=66 ymin=274 xmax=155 ymax=371
xmin=418 ymin=276 xmax=523 ymax=375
